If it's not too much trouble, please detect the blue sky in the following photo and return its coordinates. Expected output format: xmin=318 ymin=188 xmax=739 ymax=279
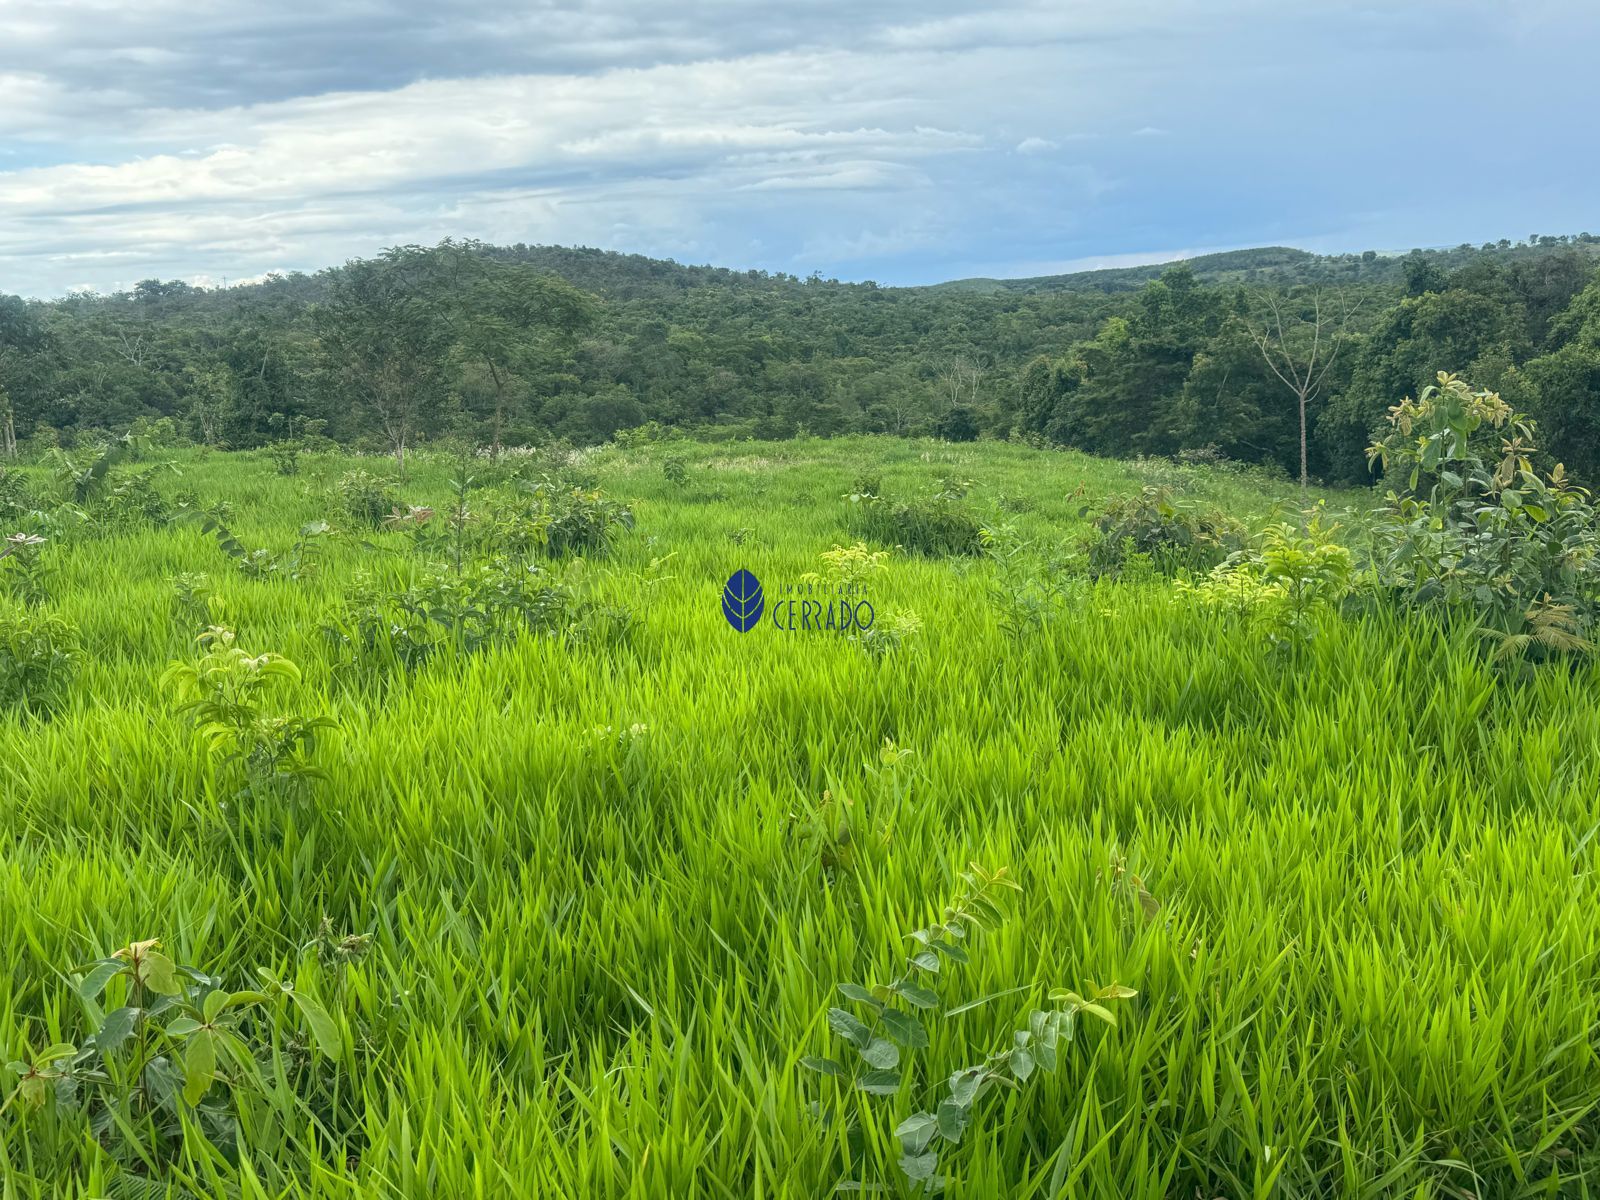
xmin=0 ymin=0 xmax=1595 ymax=297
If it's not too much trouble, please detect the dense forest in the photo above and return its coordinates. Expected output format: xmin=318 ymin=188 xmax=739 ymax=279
xmin=2 ymin=233 xmax=1599 ymax=483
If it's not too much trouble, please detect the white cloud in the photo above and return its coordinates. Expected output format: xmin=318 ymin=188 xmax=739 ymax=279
xmin=0 ymin=0 xmax=1595 ymax=293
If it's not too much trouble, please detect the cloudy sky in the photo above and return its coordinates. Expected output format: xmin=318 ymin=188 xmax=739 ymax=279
xmin=0 ymin=1 xmax=1594 ymax=297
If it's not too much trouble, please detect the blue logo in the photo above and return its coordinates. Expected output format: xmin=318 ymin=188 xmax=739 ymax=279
xmin=722 ymin=568 xmax=764 ymax=632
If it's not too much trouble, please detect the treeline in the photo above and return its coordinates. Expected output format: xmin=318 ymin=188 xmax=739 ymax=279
xmin=1 ymin=235 xmax=1598 ymax=483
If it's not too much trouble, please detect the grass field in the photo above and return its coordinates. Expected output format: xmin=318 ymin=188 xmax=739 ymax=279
xmin=3 ymin=436 xmax=1600 ymax=1198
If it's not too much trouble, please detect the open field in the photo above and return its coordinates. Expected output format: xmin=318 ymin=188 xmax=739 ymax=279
xmin=3 ymin=436 xmax=1599 ymax=1198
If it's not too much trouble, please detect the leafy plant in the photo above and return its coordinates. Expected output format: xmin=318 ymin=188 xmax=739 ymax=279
xmin=203 ymin=516 xmax=331 ymax=581
xmin=1 ymin=939 xmax=340 ymax=1182
xmin=661 ymin=454 xmax=691 ymax=489
xmin=331 ymin=469 xmax=399 ymax=528
xmin=1081 ymin=486 xmax=1244 ymax=578
xmin=1366 ymin=372 xmax=1600 ymax=648
xmin=806 ymin=541 xmax=889 ymax=588
xmin=855 ymin=607 xmax=922 ymax=658
xmin=48 ymin=437 xmax=138 ymax=505
xmin=170 ymin=571 xmax=228 ymax=636
xmin=160 ymin=628 xmax=336 ymax=801
xmin=267 ymin=440 xmax=301 ymax=476
xmin=0 ymin=600 xmax=78 ymax=713
xmin=0 ymin=532 xmax=51 ymax=606
xmin=1176 ymin=514 xmax=1352 ymax=645
xmin=981 ymin=524 xmax=1071 ymax=638
xmin=893 ymin=981 xmax=1136 ymax=1188
xmin=847 ymin=486 xmax=985 ymax=557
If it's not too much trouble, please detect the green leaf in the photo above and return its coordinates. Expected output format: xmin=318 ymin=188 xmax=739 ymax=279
xmin=899 ymin=1150 xmax=939 ymax=1182
xmin=38 ymin=1043 xmax=77 ymax=1065
xmin=859 ymin=1038 xmax=900 ymax=1070
xmin=909 ymin=950 xmax=940 ymax=974
xmin=855 ymin=1069 xmax=901 ymax=1095
xmin=182 ymin=1030 xmax=216 ymax=1105
xmin=893 ymin=981 xmax=939 ymax=1010
xmin=799 ymin=1055 xmax=849 ymax=1079
xmin=77 ymin=960 xmax=122 ymax=1001
xmin=140 ymin=952 xmax=182 ymax=997
xmin=837 ymin=983 xmax=883 ymax=1009
xmin=1078 ymin=1002 xmax=1117 ymax=1026
xmin=895 ymin=1111 xmax=939 ymax=1156
xmin=18 ymin=1075 xmax=48 ymax=1108
xmin=826 ymin=1006 xmax=872 ymax=1050
xmin=878 ymin=1008 xmax=928 ymax=1049
xmin=937 ymin=1097 xmax=970 ymax=1143
xmin=931 ymin=939 xmax=968 ymax=964
xmin=1011 ymin=1046 xmax=1035 ymax=1081
xmin=948 ymin=1066 xmax=985 ymax=1107
xmin=94 ymin=1007 xmax=139 ymax=1053
xmin=202 ymin=990 xmax=227 ymax=1023
xmin=165 ymin=1016 xmax=202 ymax=1038
xmin=288 ymin=989 xmax=341 ymax=1056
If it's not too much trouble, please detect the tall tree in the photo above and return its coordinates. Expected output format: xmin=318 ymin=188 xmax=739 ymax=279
xmin=315 ymin=248 xmax=452 ymax=472
xmin=1246 ymin=289 xmax=1360 ymax=494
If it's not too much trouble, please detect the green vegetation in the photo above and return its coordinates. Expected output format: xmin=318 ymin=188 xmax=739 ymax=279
xmin=3 ymin=424 xmax=1600 ymax=1196
xmin=5 ymin=234 xmax=1600 ymax=486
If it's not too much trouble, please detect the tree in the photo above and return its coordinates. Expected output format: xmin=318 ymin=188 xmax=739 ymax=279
xmin=935 ymin=405 xmax=980 ymax=442
xmin=315 ymin=248 xmax=453 ymax=472
xmin=424 ymin=241 xmax=596 ymax=457
xmin=1246 ymin=289 xmax=1360 ymax=494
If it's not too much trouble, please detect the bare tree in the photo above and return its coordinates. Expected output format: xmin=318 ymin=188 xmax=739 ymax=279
xmin=934 ymin=355 xmax=984 ymax=410
xmin=1246 ymin=289 xmax=1360 ymax=496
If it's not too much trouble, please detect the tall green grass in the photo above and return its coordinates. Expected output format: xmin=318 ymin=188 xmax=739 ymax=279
xmin=1 ymin=437 xmax=1597 ymax=1197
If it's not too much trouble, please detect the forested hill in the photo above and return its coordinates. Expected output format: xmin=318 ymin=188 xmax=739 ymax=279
xmin=2 ymin=233 xmax=1600 ymax=485
xmin=931 ymin=237 xmax=1600 ymax=294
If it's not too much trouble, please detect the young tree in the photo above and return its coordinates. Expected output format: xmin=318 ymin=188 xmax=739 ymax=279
xmin=1246 ymin=289 xmax=1360 ymax=495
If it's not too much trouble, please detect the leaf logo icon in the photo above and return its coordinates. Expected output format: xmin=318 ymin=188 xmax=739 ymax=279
xmin=722 ymin=568 xmax=764 ymax=632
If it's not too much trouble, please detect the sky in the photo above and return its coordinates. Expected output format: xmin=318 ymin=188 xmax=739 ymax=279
xmin=0 ymin=0 xmax=1596 ymax=298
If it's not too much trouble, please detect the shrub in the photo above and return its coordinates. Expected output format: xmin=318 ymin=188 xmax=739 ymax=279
xmin=161 ymin=628 xmax=335 ymax=801
xmin=661 ymin=454 xmax=691 ymax=488
xmin=2 ymin=939 xmax=340 ymax=1183
xmin=324 ymin=561 xmax=575 ymax=675
xmin=0 ymin=602 xmax=78 ymax=712
xmin=0 ymin=532 xmax=51 ymax=605
xmin=518 ymin=480 xmax=635 ymax=558
xmin=0 ymin=468 xmax=40 ymax=518
xmin=935 ymin=405 xmax=981 ymax=442
xmin=268 ymin=440 xmax=301 ymax=476
xmin=1366 ymin=372 xmax=1600 ymax=647
xmin=1080 ymin=486 xmax=1243 ymax=578
xmin=1176 ymin=516 xmax=1352 ymax=645
xmin=847 ymin=487 xmax=985 ymax=558
xmin=332 ymin=469 xmax=399 ymax=527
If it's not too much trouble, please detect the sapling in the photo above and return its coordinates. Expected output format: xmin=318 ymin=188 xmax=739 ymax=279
xmin=804 ymin=863 xmax=1137 ymax=1192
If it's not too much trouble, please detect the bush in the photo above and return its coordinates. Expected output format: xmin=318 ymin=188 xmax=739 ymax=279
xmin=848 ymin=490 xmax=986 ymax=557
xmin=0 ymin=603 xmax=79 ymax=713
xmin=1366 ymin=371 xmax=1600 ymax=653
xmin=332 ymin=469 xmax=399 ymax=527
xmin=661 ymin=454 xmax=691 ymax=488
xmin=324 ymin=561 xmax=587 ymax=676
xmin=268 ymin=440 xmax=300 ymax=476
xmin=1080 ymin=486 xmax=1243 ymax=578
xmin=1176 ymin=516 xmax=1352 ymax=645
xmin=936 ymin=406 xmax=981 ymax=442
